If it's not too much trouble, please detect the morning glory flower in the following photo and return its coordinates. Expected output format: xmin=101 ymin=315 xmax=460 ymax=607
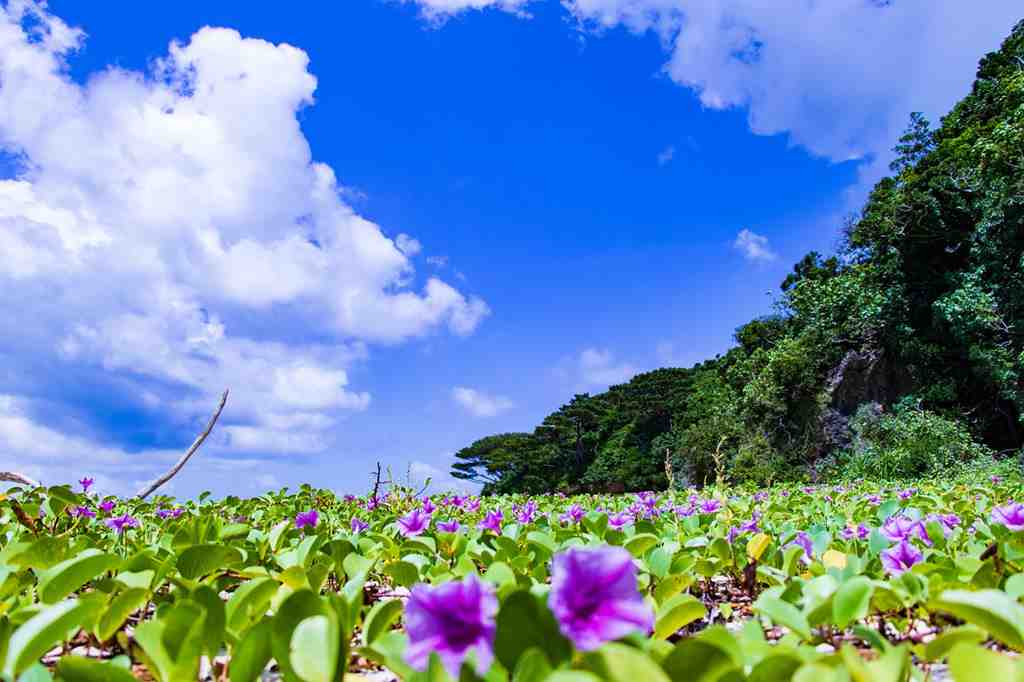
xmin=437 ymin=519 xmax=461 ymax=533
xmin=560 ymin=504 xmax=586 ymax=525
xmin=70 ymin=506 xmax=95 ymax=519
xmin=787 ymin=531 xmax=814 ymax=562
xmin=840 ymin=523 xmax=871 ymax=541
xmin=422 ymin=498 xmax=436 ymax=514
xmin=864 ymin=494 xmax=882 ymax=505
xmin=343 ymin=494 xmax=357 ymax=503
xmin=78 ymin=477 xmax=94 ymax=493
xmin=802 ymin=486 xmax=815 ymax=495
xmin=674 ymin=504 xmax=695 ymax=518
xmin=365 ymin=496 xmax=382 ymax=511
xmin=739 ymin=512 xmax=761 ymax=534
xmin=881 ymin=515 xmax=930 ymax=545
xmin=727 ymin=526 xmax=740 ymax=543
xmin=607 ymin=512 xmax=634 ymax=530
xmin=699 ymin=499 xmax=721 ymax=514
xmin=404 ymin=574 xmax=498 ymax=677
xmin=477 ymin=509 xmax=503 ymax=534
xmin=991 ymin=475 xmax=1003 ymax=484
xmin=881 ymin=540 xmax=923 ymax=574
xmin=156 ymin=507 xmax=183 ymax=520
xmin=898 ymin=488 xmax=917 ymax=501
xmin=398 ymin=508 xmax=431 ymax=537
xmin=464 ymin=498 xmax=481 ymax=513
xmin=516 ymin=500 xmax=539 ymax=524
xmin=350 ymin=516 xmax=369 ymax=534
xmin=98 ymin=499 xmax=116 ymax=514
xmin=991 ymin=502 xmax=1024 ymax=532
xmin=753 ymin=491 xmax=768 ymax=503
xmin=295 ymin=509 xmax=319 ymax=530
xmin=548 ymin=546 xmax=654 ymax=651
xmin=105 ymin=514 xmax=139 ymax=534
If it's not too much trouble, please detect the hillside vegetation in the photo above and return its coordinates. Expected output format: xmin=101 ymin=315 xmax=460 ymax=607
xmin=454 ymin=20 xmax=1024 ymax=494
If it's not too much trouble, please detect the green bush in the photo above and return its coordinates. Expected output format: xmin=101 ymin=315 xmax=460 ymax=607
xmin=841 ymin=403 xmax=993 ymax=480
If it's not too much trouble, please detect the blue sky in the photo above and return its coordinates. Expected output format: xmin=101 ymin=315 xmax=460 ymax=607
xmin=0 ymin=0 xmax=1018 ymax=497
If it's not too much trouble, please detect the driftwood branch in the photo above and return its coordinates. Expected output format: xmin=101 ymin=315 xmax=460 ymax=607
xmin=134 ymin=389 xmax=229 ymax=500
xmin=371 ymin=461 xmax=382 ymax=499
xmin=0 ymin=471 xmax=40 ymax=488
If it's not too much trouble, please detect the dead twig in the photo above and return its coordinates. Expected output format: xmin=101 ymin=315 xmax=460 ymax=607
xmin=133 ymin=389 xmax=229 ymax=500
xmin=0 ymin=471 xmax=40 ymax=488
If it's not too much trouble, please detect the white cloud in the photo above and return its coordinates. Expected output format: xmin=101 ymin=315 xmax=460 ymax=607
xmin=395 ymin=233 xmax=422 ymax=257
xmin=0 ymin=3 xmax=488 ymax=485
xmin=578 ymin=347 xmax=638 ymax=386
xmin=733 ymin=228 xmax=776 ymax=263
xmin=656 ymin=144 xmax=675 ymax=166
xmin=451 ymin=386 xmax=515 ymax=418
xmin=407 ymin=0 xmax=532 ymax=20
xmin=409 ymin=456 xmax=478 ymax=494
xmin=426 ymin=255 xmax=449 ymax=268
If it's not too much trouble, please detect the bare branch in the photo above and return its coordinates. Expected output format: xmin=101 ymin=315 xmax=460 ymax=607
xmin=0 ymin=471 xmax=40 ymax=488
xmin=134 ymin=389 xmax=229 ymax=500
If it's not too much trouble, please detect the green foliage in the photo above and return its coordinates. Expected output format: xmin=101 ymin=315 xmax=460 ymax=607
xmin=842 ymin=403 xmax=993 ymax=480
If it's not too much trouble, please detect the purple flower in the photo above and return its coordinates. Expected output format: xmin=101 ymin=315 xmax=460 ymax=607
xmin=71 ymin=505 xmax=95 ymax=519
xmin=787 ymin=531 xmax=814 ymax=562
xmin=398 ymin=508 xmax=431 ymax=537
xmin=699 ymin=499 xmax=721 ymax=515
xmin=463 ymin=498 xmax=481 ymax=513
xmin=422 ymin=498 xmax=436 ymax=514
xmin=156 ymin=507 xmax=183 ymax=520
xmin=607 ymin=512 xmax=634 ymax=531
xmin=881 ymin=515 xmax=930 ymax=545
xmin=780 ymin=490 xmax=790 ymax=498
xmin=365 ymin=496 xmax=382 ymax=511
xmin=753 ymin=491 xmax=768 ymax=503
xmin=727 ymin=526 xmax=740 ymax=543
xmin=898 ymin=488 xmax=917 ymax=501
xmin=437 ymin=519 xmax=461 ymax=533
xmin=991 ymin=502 xmax=1024 ymax=532
xmin=404 ymin=575 xmax=498 ymax=677
xmin=864 ymin=494 xmax=882 ymax=506
xmin=841 ymin=523 xmax=871 ymax=541
xmin=78 ymin=477 xmax=94 ymax=493
xmin=560 ymin=504 xmax=586 ymax=525
xmin=477 ymin=509 xmax=503 ymax=534
xmin=881 ymin=540 xmax=923 ymax=575
xmin=674 ymin=504 xmax=695 ymax=518
xmin=991 ymin=475 xmax=1003 ymax=484
xmin=98 ymin=499 xmax=116 ymax=514
xmin=295 ymin=509 xmax=319 ymax=530
xmin=343 ymin=494 xmax=357 ymax=503
xmin=739 ymin=512 xmax=761 ymax=534
xmin=802 ymin=486 xmax=815 ymax=495
xmin=105 ymin=514 xmax=139 ymax=534
xmin=548 ymin=546 xmax=654 ymax=650
xmin=516 ymin=500 xmax=539 ymax=524
xmin=350 ymin=516 xmax=369 ymax=534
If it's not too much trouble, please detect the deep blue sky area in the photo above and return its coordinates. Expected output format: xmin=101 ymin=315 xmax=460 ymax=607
xmin=4 ymin=0 xmax=1012 ymax=496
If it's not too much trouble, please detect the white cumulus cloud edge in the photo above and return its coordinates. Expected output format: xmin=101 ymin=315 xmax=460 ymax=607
xmin=0 ymin=1 xmax=488 ymax=493
xmin=733 ymin=228 xmax=776 ymax=263
xmin=452 ymin=387 xmax=515 ymax=418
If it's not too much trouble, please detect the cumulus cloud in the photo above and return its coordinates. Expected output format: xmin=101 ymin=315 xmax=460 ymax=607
xmin=406 ymin=0 xmax=532 ymax=20
xmin=578 ymin=348 xmax=638 ymax=387
xmin=451 ymin=386 xmax=515 ymax=418
xmin=0 ymin=3 xmax=487 ymax=486
xmin=733 ymin=228 xmax=776 ymax=263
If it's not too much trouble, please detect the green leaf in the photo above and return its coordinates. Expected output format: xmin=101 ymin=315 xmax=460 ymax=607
xmin=273 ymin=589 xmax=328 ymax=682
xmin=748 ymin=653 xmax=803 ymax=682
xmin=753 ymin=593 xmax=811 ymax=641
xmin=624 ymin=534 xmax=660 ymax=557
xmin=55 ymin=656 xmax=138 ymax=682
xmin=931 ymin=589 xmax=1024 ymax=651
xmin=191 ymin=585 xmax=226 ymax=658
xmin=36 ymin=549 xmax=120 ymax=604
xmin=511 ymin=647 xmax=551 ymax=682
xmin=290 ymin=615 xmax=340 ymax=682
xmin=923 ymin=626 xmax=987 ymax=662
xmin=584 ymin=642 xmax=671 ymax=682
xmin=363 ymin=599 xmax=403 ymax=645
xmin=494 ymin=590 xmax=572 ymax=671
xmin=654 ymin=574 xmax=694 ymax=606
xmin=660 ymin=638 xmax=739 ymax=682
xmin=947 ymin=642 xmax=1024 ymax=682
xmin=832 ymin=576 xmax=874 ymax=629
xmin=176 ymin=544 xmax=242 ymax=580
xmin=225 ymin=578 xmax=278 ymax=634
xmin=95 ymin=587 xmax=149 ymax=642
xmin=3 ymin=599 xmax=101 ymax=679
xmin=228 ymin=620 xmax=274 ymax=682
xmin=654 ymin=594 xmax=706 ymax=640
xmin=385 ymin=560 xmax=420 ymax=589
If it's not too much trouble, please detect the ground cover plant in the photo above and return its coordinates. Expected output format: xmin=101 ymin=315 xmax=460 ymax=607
xmin=1 ymin=474 xmax=1024 ymax=681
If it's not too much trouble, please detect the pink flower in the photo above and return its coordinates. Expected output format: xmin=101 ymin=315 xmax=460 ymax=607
xmin=881 ymin=540 xmax=922 ymax=574
xmin=398 ymin=508 xmax=431 ymax=537
xmin=991 ymin=502 xmax=1024 ymax=532
xmin=295 ymin=509 xmax=319 ymax=529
